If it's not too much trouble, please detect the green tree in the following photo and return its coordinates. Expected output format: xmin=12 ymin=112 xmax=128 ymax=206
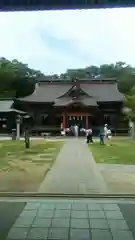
xmin=0 ymin=58 xmax=16 ymax=97
xmin=61 ymin=62 xmax=135 ymax=94
xmin=0 ymin=58 xmax=46 ymax=98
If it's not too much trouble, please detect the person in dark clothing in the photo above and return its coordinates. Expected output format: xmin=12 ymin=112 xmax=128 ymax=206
xmin=99 ymin=128 xmax=105 ymax=145
xmin=86 ymin=128 xmax=93 ymax=144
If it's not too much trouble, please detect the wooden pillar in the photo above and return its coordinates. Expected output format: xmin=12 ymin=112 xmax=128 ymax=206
xmin=63 ymin=114 xmax=66 ymax=129
xmin=86 ymin=115 xmax=88 ymax=129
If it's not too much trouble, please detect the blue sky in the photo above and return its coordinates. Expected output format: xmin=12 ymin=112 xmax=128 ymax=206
xmin=0 ymin=8 xmax=135 ymax=74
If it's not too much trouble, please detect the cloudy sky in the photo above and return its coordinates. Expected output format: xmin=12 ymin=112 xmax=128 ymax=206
xmin=0 ymin=8 xmax=135 ymax=74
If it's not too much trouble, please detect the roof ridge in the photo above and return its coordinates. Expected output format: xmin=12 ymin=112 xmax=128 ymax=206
xmin=38 ymin=78 xmax=117 ymax=84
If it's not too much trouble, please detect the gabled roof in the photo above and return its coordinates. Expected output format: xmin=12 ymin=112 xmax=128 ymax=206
xmin=54 ymin=96 xmax=98 ymax=107
xmin=19 ymin=83 xmax=71 ymax=103
xmin=81 ymin=82 xmax=124 ymax=102
xmin=0 ymin=100 xmax=26 ymax=114
xmin=0 ymin=100 xmax=13 ymax=112
xmin=19 ymin=79 xmax=124 ymax=104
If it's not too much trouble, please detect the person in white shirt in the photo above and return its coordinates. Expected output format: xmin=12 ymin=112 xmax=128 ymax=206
xmin=104 ymin=124 xmax=108 ymax=138
xmin=105 ymin=128 xmax=112 ymax=146
xmin=74 ymin=124 xmax=79 ymax=137
xmin=61 ymin=129 xmax=66 ymax=136
xmin=86 ymin=128 xmax=93 ymax=143
xmin=107 ymin=128 xmax=112 ymax=140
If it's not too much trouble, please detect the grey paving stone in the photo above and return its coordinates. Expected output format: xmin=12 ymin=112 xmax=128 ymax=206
xmin=71 ymin=219 xmax=89 ymax=229
xmin=51 ymin=218 xmax=70 ymax=228
xmin=38 ymin=138 xmax=108 ymax=194
xmin=32 ymin=218 xmax=51 ymax=227
xmin=40 ymin=203 xmax=55 ymax=210
xmin=26 ymin=227 xmax=48 ymax=239
xmin=88 ymin=203 xmax=102 ymax=211
xmin=13 ymin=216 xmax=34 ymax=227
xmin=108 ymin=219 xmax=129 ymax=230
xmin=90 ymin=219 xmax=109 ymax=229
xmin=70 ymin=228 xmax=90 ymax=240
xmin=55 ymin=203 xmax=71 ymax=210
xmin=37 ymin=210 xmax=54 ymax=218
xmin=20 ymin=210 xmax=37 ymax=218
xmin=54 ymin=209 xmax=71 ymax=218
xmin=71 ymin=210 xmax=88 ymax=219
xmin=111 ymin=230 xmax=134 ymax=240
xmin=91 ymin=229 xmax=112 ymax=240
xmin=24 ymin=203 xmax=40 ymax=210
xmin=72 ymin=203 xmax=87 ymax=211
xmin=0 ymin=201 xmax=26 ymax=240
xmin=7 ymin=227 xmax=29 ymax=240
xmin=88 ymin=211 xmax=105 ymax=219
xmin=119 ymin=203 xmax=135 ymax=239
xmin=105 ymin=210 xmax=124 ymax=219
xmin=102 ymin=204 xmax=119 ymax=211
xmin=48 ymin=227 xmax=69 ymax=239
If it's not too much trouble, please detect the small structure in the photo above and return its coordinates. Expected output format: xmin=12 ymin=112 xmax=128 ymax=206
xmin=0 ymin=99 xmax=27 ymax=136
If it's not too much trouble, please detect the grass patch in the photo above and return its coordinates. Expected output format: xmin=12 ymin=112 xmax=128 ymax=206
xmin=0 ymin=140 xmax=63 ymax=192
xmin=90 ymin=139 xmax=135 ymax=164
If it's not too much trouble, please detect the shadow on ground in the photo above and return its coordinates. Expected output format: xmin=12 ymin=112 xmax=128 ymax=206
xmin=0 ymin=202 xmax=26 ymax=240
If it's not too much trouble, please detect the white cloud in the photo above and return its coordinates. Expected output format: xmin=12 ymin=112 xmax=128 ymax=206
xmin=0 ymin=8 xmax=135 ymax=74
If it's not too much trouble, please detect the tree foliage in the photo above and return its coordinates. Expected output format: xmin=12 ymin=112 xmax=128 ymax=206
xmin=0 ymin=58 xmax=45 ymax=98
xmin=60 ymin=62 xmax=135 ymax=95
xmin=124 ymin=87 xmax=135 ymax=121
xmin=1 ymin=58 xmax=135 ymax=101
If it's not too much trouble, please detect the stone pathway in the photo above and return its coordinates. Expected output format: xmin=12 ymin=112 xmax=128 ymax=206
xmin=98 ymin=163 xmax=135 ymax=172
xmin=98 ymin=163 xmax=135 ymax=194
xmin=38 ymin=138 xmax=108 ymax=194
xmin=6 ymin=199 xmax=135 ymax=240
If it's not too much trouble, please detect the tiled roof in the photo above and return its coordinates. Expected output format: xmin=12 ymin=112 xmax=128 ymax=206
xmin=81 ymin=83 xmax=124 ymax=102
xmin=0 ymin=100 xmax=26 ymax=113
xmin=19 ymin=83 xmax=71 ymax=102
xmin=54 ymin=96 xmax=98 ymax=106
xmin=19 ymin=81 xmax=124 ymax=104
xmin=0 ymin=100 xmax=13 ymax=112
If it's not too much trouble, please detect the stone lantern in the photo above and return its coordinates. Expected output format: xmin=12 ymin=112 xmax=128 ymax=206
xmin=16 ymin=115 xmax=22 ymax=140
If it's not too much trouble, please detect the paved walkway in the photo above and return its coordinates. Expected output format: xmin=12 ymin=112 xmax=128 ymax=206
xmin=38 ymin=138 xmax=109 ymax=194
xmin=6 ymin=199 xmax=135 ymax=240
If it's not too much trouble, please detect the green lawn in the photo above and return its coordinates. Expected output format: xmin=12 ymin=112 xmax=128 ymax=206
xmin=0 ymin=140 xmax=63 ymax=192
xmin=90 ymin=139 xmax=135 ymax=164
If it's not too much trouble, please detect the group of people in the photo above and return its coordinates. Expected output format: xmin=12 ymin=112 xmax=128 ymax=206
xmin=86 ymin=124 xmax=112 ymax=145
xmin=98 ymin=124 xmax=112 ymax=145
xmin=61 ymin=124 xmax=79 ymax=136
xmin=60 ymin=122 xmax=112 ymax=145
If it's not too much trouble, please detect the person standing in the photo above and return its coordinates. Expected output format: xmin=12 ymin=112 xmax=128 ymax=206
xmin=106 ymin=128 xmax=112 ymax=145
xmin=99 ymin=128 xmax=105 ymax=145
xmin=61 ymin=122 xmax=63 ymax=130
xmin=104 ymin=124 xmax=108 ymax=138
xmin=74 ymin=124 xmax=79 ymax=137
xmin=86 ymin=128 xmax=93 ymax=144
xmin=70 ymin=125 xmax=74 ymax=136
xmin=107 ymin=128 xmax=112 ymax=138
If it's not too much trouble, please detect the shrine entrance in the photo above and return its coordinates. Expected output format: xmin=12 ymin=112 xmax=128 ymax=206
xmin=64 ymin=113 xmax=89 ymax=129
xmin=68 ymin=115 xmax=86 ymax=128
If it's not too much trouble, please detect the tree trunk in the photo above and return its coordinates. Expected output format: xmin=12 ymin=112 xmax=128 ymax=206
xmin=25 ymin=140 xmax=30 ymax=148
xmin=24 ymin=129 xmax=30 ymax=148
